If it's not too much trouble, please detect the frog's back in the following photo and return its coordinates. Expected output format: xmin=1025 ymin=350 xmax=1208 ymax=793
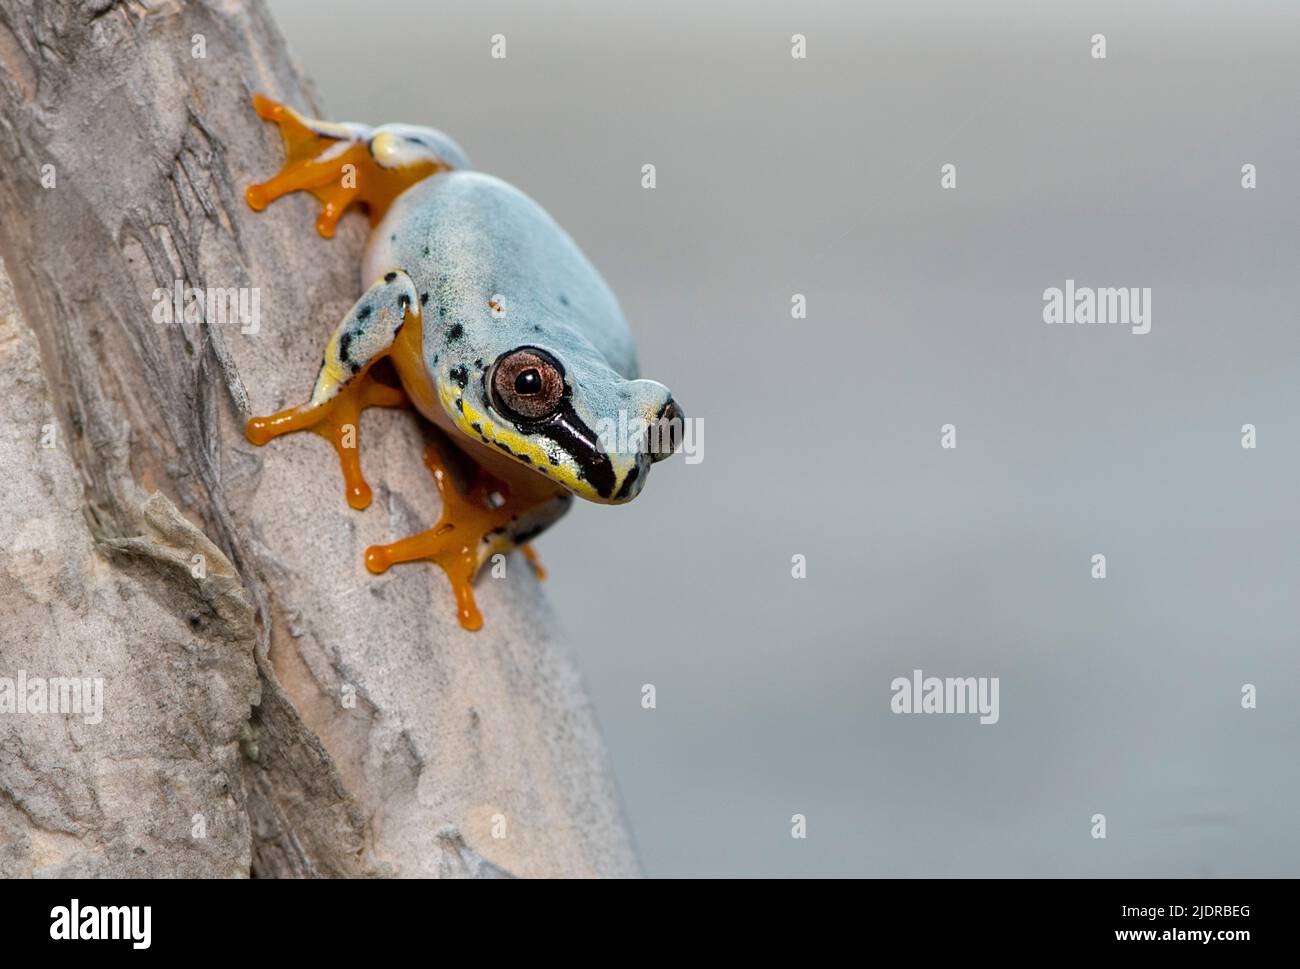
xmin=364 ymin=171 xmax=638 ymax=379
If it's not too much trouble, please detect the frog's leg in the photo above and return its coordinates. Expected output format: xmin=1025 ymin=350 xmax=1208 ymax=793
xmin=365 ymin=445 xmax=570 ymax=630
xmin=246 ymin=271 xmax=420 ymax=510
xmin=245 ymin=94 xmax=467 ymax=238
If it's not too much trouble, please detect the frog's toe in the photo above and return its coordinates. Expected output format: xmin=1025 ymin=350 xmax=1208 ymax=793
xmin=245 ymin=156 xmax=350 ymax=220
xmin=520 ymin=543 xmax=546 ymax=581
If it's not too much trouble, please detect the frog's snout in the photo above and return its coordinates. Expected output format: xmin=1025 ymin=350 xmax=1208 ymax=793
xmin=648 ymin=398 xmax=685 ymax=463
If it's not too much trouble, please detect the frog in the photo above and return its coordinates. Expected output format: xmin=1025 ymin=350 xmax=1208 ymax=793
xmin=242 ymin=96 xmax=684 ymax=630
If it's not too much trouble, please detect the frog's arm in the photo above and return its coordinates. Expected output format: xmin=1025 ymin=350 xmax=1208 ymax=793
xmin=245 ymin=271 xmax=418 ymax=509
xmin=245 ymin=95 xmax=466 ymax=237
xmin=246 ymin=267 xmax=565 ymax=629
xmin=242 ymin=250 xmax=560 ymax=629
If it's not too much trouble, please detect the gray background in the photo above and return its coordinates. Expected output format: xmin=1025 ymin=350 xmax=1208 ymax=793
xmin=273 ymin=0 xmax=1300 ymax=877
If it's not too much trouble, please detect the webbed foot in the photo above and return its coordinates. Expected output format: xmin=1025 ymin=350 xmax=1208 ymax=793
xmin=365 ymin=445 xmax=566 ymax=630
xmin=245 ymin=94 xmax=462 ymax=237
xmin=246 ymin=369 xmax=408 ymax=510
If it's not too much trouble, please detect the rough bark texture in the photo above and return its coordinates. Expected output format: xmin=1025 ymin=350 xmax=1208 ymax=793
xmin=0 ymin=0 xmax=638 ymax=878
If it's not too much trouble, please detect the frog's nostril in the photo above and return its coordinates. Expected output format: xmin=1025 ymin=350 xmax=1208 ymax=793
xmin=649 ymin=398 xmax=685 ymax=463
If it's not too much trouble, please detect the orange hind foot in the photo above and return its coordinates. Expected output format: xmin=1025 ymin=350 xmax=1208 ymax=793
xmin=245 ymin=94 xmax=458 ymax=237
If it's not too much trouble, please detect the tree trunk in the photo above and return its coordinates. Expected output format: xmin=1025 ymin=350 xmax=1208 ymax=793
xmin=0 ymin=0 xmax=638 ymax=878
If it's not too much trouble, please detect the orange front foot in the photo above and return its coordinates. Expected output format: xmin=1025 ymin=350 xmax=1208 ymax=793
xmin=364 ymin=445 xmax=558 ymax=630
xmin=245 ymin=94 xmax=444 ymax=237
xmin=245 ymin=372 xmax=408 ymax=510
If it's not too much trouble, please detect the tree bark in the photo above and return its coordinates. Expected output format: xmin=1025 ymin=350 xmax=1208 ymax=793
xmin=0 ymin=0 xmax=638 ymax=878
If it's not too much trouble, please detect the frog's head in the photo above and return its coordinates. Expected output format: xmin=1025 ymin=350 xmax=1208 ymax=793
xmin=436 ymin=335 xmax=682 ymax=504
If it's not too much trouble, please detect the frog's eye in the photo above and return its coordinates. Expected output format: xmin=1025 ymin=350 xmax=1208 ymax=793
xmin=488 ymin=347 xmax=566 ymax=422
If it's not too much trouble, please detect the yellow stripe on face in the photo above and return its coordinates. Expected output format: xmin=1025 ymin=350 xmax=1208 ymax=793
xmin=438 ymin=383 xmax=595 ymax=496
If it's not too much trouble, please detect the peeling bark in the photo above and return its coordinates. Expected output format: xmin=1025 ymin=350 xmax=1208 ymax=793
xmin=0 ymin=0 xmax=638 ymax=878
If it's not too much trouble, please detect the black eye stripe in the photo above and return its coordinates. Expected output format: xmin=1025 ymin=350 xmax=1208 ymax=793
xmin=534 ymin=402 xmax=616 ymax=499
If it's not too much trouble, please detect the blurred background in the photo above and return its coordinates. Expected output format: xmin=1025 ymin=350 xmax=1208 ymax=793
xmin=273 ymin=0 xmax=1300 ymax=876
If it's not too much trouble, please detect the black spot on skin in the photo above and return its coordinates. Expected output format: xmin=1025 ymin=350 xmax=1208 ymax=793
xmin=558 ymin=294 xmax=570 ymax=307
xmin=532 ymin=325 xmax=541 ymax=332
xmin=548 ymin=453 xmax=560 ymax=466
xmin=471 ymin=422 xmax=483 ymax=434
xmin=449 ymin=365 xmax=469 ymax=388
xmin=494 ymin=441 xmax=514 ymax=455
xmin=357 ymin=305 xmax=372 ymax=321
xmin=517 ymin=453 xmax=532 ymax=464
xmin=446 ymin=323 xmax=464 ymax=342
xmin=338 ymin=332 xmax=353 ymax=362
xmin=384 ymin=271 xmax=397 ymax=282
xmin=411 ymin=136 xmax=429 ymax=147
xmin=615 ymin=464 xmax=641 ymax=500
xmin=398 ymin=294 xmax=410 ymax=312
xmin=538 ymin=467 xmax=549 ymax=475
xmin=455 ymin=398 xmax=464 ymax=412
xmin=390 ymin=233 xmax=397 ymax=242
xmin=474 ymin=358 xmax=485 ymax=368
xmin=423 ymin=246 xmax=431 ymax=257
xmin=432 ymin=353 xmax=439 ymax=365
xmin=438 ymin=306 xmax=447 ymax=318
xmin=420 ymin=293 xmax=429 ymax=305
